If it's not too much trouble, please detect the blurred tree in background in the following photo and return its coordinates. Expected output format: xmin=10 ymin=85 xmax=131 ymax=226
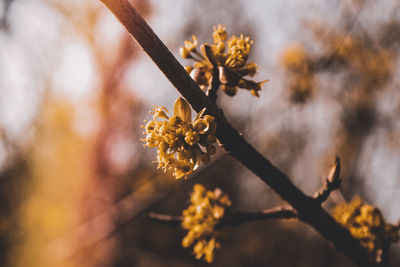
xmin=0 ymin=0 xmax=399 ymax=266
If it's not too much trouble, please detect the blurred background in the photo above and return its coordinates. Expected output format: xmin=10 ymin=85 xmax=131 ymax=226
xmin=0 ymin=0 xmax=399 ymax=266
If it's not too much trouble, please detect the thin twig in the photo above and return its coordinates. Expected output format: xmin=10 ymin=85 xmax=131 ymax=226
xmin=99 ymin=1 xmax=376 ymax=266
xmin=147 ymin=207 xmax=298 ymax=228
xmin=314 ymin=157 xmax=342 ymax=204
xmin=219 ymin=207 xmax=298 ymax=227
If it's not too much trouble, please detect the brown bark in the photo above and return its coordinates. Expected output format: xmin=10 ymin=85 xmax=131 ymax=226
xmin=148 ymin=207 xmax=298 ymax=227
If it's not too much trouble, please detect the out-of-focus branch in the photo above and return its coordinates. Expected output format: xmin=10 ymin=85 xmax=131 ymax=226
xmin=47 ymin=174 xmax=175 ymax=263
xmin=99 ymin=1 xmax=378 ymax=266
xmin=148 ymin=207 xmax=298 ymax=227
xmin=314 ymin=157 xmax=342 ymax=204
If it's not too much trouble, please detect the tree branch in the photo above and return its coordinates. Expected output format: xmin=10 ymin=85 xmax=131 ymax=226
xmin=219 ymin=207 xmax=298 ymax=227
xmin=147 ymin=207 xmax=298 ymax=228
xmin=99 ymin=1 xmax=378 ymax=266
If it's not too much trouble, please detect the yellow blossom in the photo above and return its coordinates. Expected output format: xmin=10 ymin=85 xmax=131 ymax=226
xmin=181 ymin=184 xmax=231 ymax=263
xmin=142 ymin=98 xmax=217 ymax=179
xmin=332 ymin=196 xmax=400 ymax=263
xmin=180 ymin=24 xmax=268 ymax=97
xmin=184 ymin=35 xmax=198 ymax=52
xmin=213 ymin=24 xmax=227 ymax=43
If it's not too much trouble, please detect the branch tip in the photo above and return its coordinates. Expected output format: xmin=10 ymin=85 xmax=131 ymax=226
xmin=314 ymin=157 xmax=342 ymax=204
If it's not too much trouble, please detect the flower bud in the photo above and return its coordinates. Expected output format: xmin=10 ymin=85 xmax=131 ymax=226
xmin=179 ymin=46 xmax=190 ymax=59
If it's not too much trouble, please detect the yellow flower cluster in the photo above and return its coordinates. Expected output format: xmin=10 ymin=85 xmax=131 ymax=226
xmin=281 ymin=44 xmax=314 ymax=103
xmin=142 ymin=98 xmax=217 ymax=179
xmin=180 ymin=24 xmax=268 ymax=97
xmin=181 ymin=184 xmax=231 ymax=263
xmin=332 ymin=196 xmax=399 ymax=263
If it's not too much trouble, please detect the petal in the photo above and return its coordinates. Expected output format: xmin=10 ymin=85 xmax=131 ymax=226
xmin=200 ymin=44 xmax=218 ymax=65
xmin=193 ymin=107 xmax=206 ymax=122
xmin=174 ymin=97 xmax=191 ymax=122
xmin=179 ymin=46 xmax=190 ymax=58
xmin=191 ymin=145 xmax=202 ymax=171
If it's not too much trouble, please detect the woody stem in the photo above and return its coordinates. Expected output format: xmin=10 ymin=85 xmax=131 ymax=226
xmin=147 ymin=207 xmax=298 ymax=227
